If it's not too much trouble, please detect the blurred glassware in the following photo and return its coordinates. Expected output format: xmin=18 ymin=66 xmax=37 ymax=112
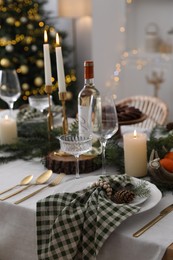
xmin=0 ymin=69 xmax=21 ymax=115
xmin=28 ymin=95 xmax=52 ymax=113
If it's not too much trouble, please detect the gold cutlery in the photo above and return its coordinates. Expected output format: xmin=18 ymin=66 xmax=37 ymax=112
xmin=0 ymin=170 xmax=52 ymax=201
xmin=14 ymin=173 xmax=66 ymax=204
xmin=133 ymin=204 xmax=173 ymax=237
xmin=0 ymin=175 xmax=33 ymax=195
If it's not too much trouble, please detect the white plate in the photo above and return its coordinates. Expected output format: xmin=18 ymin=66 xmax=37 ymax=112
xmin=53 ymin=175 xmax=162 ymax=213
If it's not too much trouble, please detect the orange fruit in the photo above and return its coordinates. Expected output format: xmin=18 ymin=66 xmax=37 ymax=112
xmin=164 ymin=151 xmax=173 ymax=161
xmin=160 ymin=158 xmax=173 ymax=173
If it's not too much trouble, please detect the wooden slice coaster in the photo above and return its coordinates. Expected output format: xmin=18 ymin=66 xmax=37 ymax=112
xmin=45 ymin=151 xmax=101 ymax=174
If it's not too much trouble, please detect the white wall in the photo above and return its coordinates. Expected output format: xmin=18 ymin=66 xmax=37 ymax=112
xmin=92 ymin=0 xmax=126 ymax=97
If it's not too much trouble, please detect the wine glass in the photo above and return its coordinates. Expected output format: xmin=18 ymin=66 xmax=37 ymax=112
xmin=95 ymin=95 xmax=119 ymax=174
xmin=59 ymin=134 xmax=92 ymax=179
xmin=0 ymin=69 xmax=21 ymax=115
xmin=28 ymin=95 xmax=52 ymax=113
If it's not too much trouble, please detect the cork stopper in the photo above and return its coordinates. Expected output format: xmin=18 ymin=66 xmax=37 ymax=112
xmin=84 ymin=60 xmax=94 ymax=79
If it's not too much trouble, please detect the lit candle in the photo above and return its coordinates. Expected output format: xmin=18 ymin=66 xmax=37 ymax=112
xmin=123 ymin=130 xmax=147 ymax=177
xmin=43 ymin=30 xmax=52 ymax=86
xmin=55 ymin=33 xmax=66 ymax=93
xmin=0 ymin=115 xmax=18 ymax=144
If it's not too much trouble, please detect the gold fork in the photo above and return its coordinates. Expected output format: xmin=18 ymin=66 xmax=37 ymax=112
xmin=14 ymin=173 xmax=66 ymax=205
xmin=133 ymin=204 xmax=173 ymax=237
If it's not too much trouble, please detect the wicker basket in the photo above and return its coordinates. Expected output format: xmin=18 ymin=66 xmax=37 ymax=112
xmin=148 ymin=149 xmax=173 ymax=187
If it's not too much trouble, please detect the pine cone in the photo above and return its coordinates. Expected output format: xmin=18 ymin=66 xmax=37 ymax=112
xmin=113 ymin=189 xmax=135 ymax=204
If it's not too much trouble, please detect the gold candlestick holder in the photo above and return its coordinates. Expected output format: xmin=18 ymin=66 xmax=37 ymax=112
xmin=45 ymin=85 xmax=53 ymax=138
xmin=59 ymin=92 xmax=68 ymax=134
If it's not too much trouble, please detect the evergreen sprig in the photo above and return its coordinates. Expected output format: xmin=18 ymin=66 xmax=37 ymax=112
xmin=0 ymin=122 xmax=62 ymax=163
xmin=147 ymin=126 xmax=173 ymax=159
xmin=133 ymin=181 xmax=151 ymax=198
xmin=106 ymin=138 xmax=125 ymax=174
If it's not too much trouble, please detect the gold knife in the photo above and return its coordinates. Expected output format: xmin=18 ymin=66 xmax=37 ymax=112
xmin=133 ymin=204 xmax=173 ymax=237
xmin=14 ymin=173 xmax=66 ymax=205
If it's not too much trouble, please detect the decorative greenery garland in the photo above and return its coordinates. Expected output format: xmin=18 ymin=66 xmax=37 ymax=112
xmin=1 ymin=122 xmax=173 ymax=191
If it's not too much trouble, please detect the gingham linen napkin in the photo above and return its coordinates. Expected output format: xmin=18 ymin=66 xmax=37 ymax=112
xmin=36 ymin=175 xmax=140 ymax=260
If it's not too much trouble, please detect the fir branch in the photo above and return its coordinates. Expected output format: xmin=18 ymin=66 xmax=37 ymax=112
xmin=0 ymin=122 xmax=63 ymax=163
xmin=132 ymin=181 xmax=151 ymax=198
xmin=106 ymin=138 xmax=125 ymax=174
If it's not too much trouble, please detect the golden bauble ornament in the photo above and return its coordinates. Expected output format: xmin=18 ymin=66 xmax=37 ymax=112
xmin=24 ymin=36 xmax=32 ymax=44
xmin=6 ymin=17 xmax=15 ymax=25
xmin=66 ymin=91 xmax=73 ymax=100
xmin=36 ymin=59 xmax=44 ymax=68
xmin=35 ymin=15 xmax=41 ymax=21
xmin=34 ymin=77 xmax=43 ymax=86
xmin=20 ymin=17 xmax=27 ymax=23
xmin=27 ymin=24 xmax=34 ymax=30
xmin=5 ymin=45 xmax=14 ymax=52
xmin=0 ymin=58 xmax=11 ymax=68
xmin=31 ymin=45 xmax=37 ymax=51
xmin=15 ymin=21 xmax=21 ymax=27
xmin=20 ymin=65 xmax=29 ymax=74
xmin=22 ymin=83 xmax=29 ymax=90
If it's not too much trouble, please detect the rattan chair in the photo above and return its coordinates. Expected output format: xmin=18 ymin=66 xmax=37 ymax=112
xmin=117 ymin=95 xmax=168 ymax=129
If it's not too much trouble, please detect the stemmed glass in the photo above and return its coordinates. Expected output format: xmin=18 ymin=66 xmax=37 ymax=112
xmin=28 ymin=95 xmax=52 ymax=113
xmin=0 ymin=69 xmax=21 ymax=115
xmin=59 ymin=134 xmax=92 ymax=179
xmin=95 ymin=95 xmax=119 ymax=174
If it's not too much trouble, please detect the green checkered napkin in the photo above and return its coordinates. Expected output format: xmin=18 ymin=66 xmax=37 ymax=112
xmin=36 ymin=175 xmax=140 ymax=260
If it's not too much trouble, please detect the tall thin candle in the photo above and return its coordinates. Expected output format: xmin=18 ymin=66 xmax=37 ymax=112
xmin=43 ymin=30 xmax=52 ymax=86
xmin=55 ymin=33 xmax=66 ymax=93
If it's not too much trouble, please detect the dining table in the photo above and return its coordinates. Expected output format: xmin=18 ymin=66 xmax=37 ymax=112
xmin=0 ymin=157 xmax=173 ymax=260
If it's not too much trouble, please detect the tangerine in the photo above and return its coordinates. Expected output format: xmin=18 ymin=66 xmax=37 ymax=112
xmin=160 ymin=158 xmax=173 ymax=173
xmin=164 ymin=151 xmax=173 ymax=161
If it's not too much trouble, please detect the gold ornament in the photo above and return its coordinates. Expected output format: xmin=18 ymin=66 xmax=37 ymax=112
xmin=20 ymin=65 xmax=29 ymax=74
xmin=36 ymin=59 xmax=44 ymax=68
xmin=15 ymin=21 xmax=21 ymax=27
xmin=0 ymin=58 xmax=11 ymax=68
xmin=22 ymin=83 xmax=29 ymax=90
xmin=5 ymin=45 xmax=13 ymax=52
xmin=66 ymin=91 xmax=73 ymax=100
xmin=34 ymin=77 xmax=43 ymax=86
xmin=35 ymin=14 xmax=41 ymax=21
xmin=20 ymin=17 xmax=27 ymax=23
xmin=27 ymin=24 xmax=34 ymax=30
xmin=24 ymin=36 xmax=32 ymax=44
xmin=6 ymin=17 xmax=15 ymax=25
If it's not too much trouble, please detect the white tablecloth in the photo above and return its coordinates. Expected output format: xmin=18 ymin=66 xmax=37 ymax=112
xmin=0 ymin=160 xmax=173 ymax=260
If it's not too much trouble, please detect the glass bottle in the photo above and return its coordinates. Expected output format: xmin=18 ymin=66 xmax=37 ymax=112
xmin=78 ymin=60 xmax=101 ymax=137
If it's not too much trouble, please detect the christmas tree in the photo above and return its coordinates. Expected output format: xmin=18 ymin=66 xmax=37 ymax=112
xmin=0 ymin=0 xmax=77 ymax=115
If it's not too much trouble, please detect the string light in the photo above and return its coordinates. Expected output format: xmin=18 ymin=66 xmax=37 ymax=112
xmin=0 ymin=34 xmax=24 ymax=46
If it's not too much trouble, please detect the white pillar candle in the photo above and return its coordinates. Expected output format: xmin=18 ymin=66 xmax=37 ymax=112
xmin=0 ymin=115 xmax=18 ymax=144
xmin=55 ymin=33 xmax=66 ymax=93
xmin=123 ymin=130 xmax=147 ymax=177
xmin=43 ymin=30 xmax=52 ymax=86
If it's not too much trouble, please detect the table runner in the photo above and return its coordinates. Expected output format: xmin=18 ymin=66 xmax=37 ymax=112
xmin=36 ymin=175 xmax=140 ymax=260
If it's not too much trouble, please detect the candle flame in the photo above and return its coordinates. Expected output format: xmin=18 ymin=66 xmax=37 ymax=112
xmin=44 ymin=30 xmax=48 ymax=43
xmin=4 ymin=115 xmax=9 ymax=120
xmin=56 ymin=33 xmax=60 ymax=46
xmin=133 ymin=129 xmax=137 ymax=138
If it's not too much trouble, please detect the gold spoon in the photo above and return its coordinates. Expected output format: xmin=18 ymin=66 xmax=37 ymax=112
xmin=0 ymin=175 xmax=33 ymax=196
xmin=0 ymin=170 xmax=52 ymax=201
xmin=14 ymin=173 xmax=66 ymax=204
